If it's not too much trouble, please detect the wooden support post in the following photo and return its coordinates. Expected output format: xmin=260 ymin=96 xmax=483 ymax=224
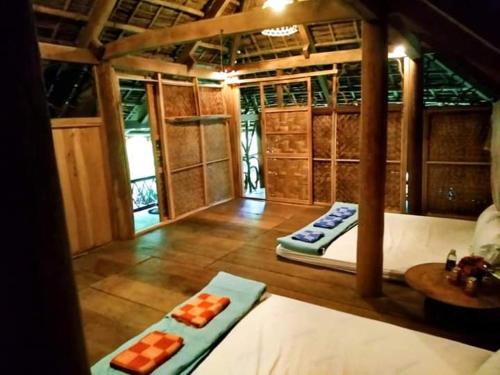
xmin=402 ymin=57 xmax=423 ymax=214
xmin=356 ymin=19 xmax=388 ymax=297
xmin=5 ymin=2 xmax=88 ymax=372
xmin=95 ymin=62 xmax=135 ymax=240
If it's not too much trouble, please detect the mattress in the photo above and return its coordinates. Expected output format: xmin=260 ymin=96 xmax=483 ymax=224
xmin=194 ymin=294 xmax=491 ymax=375
xmin=277 ymin=213 xmax=476 ymax=280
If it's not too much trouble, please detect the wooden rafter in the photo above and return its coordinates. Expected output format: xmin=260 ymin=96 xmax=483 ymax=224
xmin=297 ymin=25 xmax=310 ymax=58
xmin=232 ymin=49 xmax=361 ymax=75
xmin=103 ymin=0 xmax=357 ymax=59
xmin=140 ymin=0 xmax=204 ymax=18
xmin=77 ymin=0 xmax=118 ymax=48
xmin=33 ymin=4 xmax=146 ymax=34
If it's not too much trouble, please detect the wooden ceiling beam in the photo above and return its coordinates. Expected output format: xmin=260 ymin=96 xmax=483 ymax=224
xmin=140 ymin=0 xmax=204 ymax=18
xmin=232 ymin=49 xmax=361 ymax=75
xmin=33 ymin=4 xmax=146 ymax=34
xmin=297 ymin=25 xmax=311 ymax=58
xmin=110 ymin=55 xmax=221 ymax=80
xmin=38 ymin=42 xmax=98 ymax=64
xmin=103 ymin=0 xmax=358 ymax=59
xmin=77 ymin=0 xmax=118 ymax=47
xmin=239 ymin=45 xmax=303 ymax=59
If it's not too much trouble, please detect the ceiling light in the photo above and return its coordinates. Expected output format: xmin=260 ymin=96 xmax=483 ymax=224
xmin=388 ymin=45 xmax=406 ymax=58
xmin=261 ymin=0 xmax=297 ymax=37
xmin=263 ymin=0 xmax=293 ymax=12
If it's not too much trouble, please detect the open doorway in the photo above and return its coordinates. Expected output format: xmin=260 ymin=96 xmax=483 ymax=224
xmin=119 ymin=79 xmax=161 ymax=232
xmin=240 ymin=86 xmax=265 ymax=199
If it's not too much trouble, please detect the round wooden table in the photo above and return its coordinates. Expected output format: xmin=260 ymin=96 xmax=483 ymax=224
xmin=405 ymin=263 xmax=500 ymax=309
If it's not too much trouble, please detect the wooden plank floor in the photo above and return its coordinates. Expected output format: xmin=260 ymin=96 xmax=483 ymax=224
xmin=73 ymin=198 xmax=500 ymax=365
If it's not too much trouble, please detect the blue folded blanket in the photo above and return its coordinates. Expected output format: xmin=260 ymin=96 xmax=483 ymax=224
xmin=277 ymin=202 xmax=358 ymax=255
xmin=313 ymin=216 xmax=343 ymax=229
xmin=91 ymin=272 xmax=266 ymax=375
xmin=292 ymin=230 xmax=324 ymax=243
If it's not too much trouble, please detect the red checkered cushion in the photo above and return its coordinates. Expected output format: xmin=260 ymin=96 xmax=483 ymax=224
xmin=172 ymin=293 xmax=230 ymax=328
xmin=110 ymin=331 xmax=183 ymax=374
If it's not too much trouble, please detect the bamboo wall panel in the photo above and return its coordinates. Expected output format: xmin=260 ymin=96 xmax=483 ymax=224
xmin=204 ymin=121 xmax=229 ymax=162
xmin=423 ymin=108 xmax=492 ymax=217
xmin=171 ymin=167 xmax=205 ymax=216
xmin=336 ymin=113 xmax=360 ymax=159
xmin=207 ymin=160 xmax=232 ymax=204
xmin=199 ymin=87 xmax=225 ymax=114
xmin=387 ymin=112 xmax=402 ymax=160
xmin=335 ymin=162 xmax=402 ymax=211
xmin=52 ymin=127 xmax=112 ymax=254
xmin=428 ymin=111 xmax=490 ymax=162
xmin=313 ymin=161 xmax=331 ymax=203
xmin=313 ymin=114 xmax=332 ymax=159
xmin=264 ymin=111 xmax=309 ymax=132
xmin=266 ymin=134 xmax=308 ymax=155
xmin=266 ymin=158 xmax=309 ymax=202
xmin=427 ymin=164 xmax=491 ymax=216
xmin=162 ymin=85 xmax=197 ymax=117
xmin=167 ymin=122 xmax=202 ymax=170
xmin=335 ymin=162 xmax=360 ymax=204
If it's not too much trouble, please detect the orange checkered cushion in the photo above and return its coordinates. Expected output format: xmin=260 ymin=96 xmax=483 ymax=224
xmin=172 ymin=293 xmax=230 ymax=328
xmin=110 ymin=331 xmax=183 ymax=375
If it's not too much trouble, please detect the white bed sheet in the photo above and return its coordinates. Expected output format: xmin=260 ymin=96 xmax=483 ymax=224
xmin=277 ymin=213 xmax=476 ymax=280
xmin=194 ymin=295 xmax=491 ymax=375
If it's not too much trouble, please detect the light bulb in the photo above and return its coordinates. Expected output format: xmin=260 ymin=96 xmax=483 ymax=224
xmin=388 ymin=45 xmax=406 ymax=58
xmin=263 ymin=0 xmax=292 ymax=12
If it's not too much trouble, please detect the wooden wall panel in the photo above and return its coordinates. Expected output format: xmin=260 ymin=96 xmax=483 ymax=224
xmin=423 ymin=108 xmax=492 ymax=217
xmin=313 ymin=161 xmax=331 ymax=203
xmin=387 ymin=112 xmax=402 ymax=161
xmin=52 ymin=127 xmax=112 ymax=254
xmin=207 ymin=161 xmax=232 ymax=204
xmin=199 ymin=87 xmax=225 ymax=114
xmin=336 ymin=112 xmax=360 ymax=159
xmin=336 ymin=162 xmax=360 ymax=203
xmin=204 ymin=121 xmax=229 ymax=162
xmin=167 ymin=122 xmax=202 ymax=170
xmin=162 ymin=85 xmax=196 ymax=117
xmin=266 ymin=158 xmax=309 ymax=202
xmin=171 ymin=166 xmax=205 ymax=216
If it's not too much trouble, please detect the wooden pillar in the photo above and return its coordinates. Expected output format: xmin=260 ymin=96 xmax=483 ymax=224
xmin=222 ymin=84 xmax=243 ymax=197
xmin=4 ymin=2 xmax=89 ymax=373
xmin=356 ymin=19 xmax=388 ymax=297
xmin=95 ymin=62 xmax=135 ymax=240
xmin=402 ymin=57 xmax=424 ymax=214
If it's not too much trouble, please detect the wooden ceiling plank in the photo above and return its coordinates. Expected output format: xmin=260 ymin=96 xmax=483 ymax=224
xmin=103 ymin=0 xmax=358 ymax=59
xmin=233 ymin=49 xmax=361 ymax=75
xmin=77 ymin=0 xmax=118 ymax=47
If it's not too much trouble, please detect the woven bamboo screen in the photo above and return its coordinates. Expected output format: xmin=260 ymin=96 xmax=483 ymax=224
xmin=261 ymin=78 xmax=312 ymax=204
xmin=334 ymin=107 xmax=404 ymax=212
xmin=159 ymin=83 xmax=233 ymax=218
xmin=423 ymin=108 xmax=492 ymax=217
xmin=312 ymin=111 xmax=333 ymax=204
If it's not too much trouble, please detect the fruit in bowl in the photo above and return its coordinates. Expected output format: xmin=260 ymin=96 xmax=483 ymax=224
xmin=457 ymin=256 xmax=491 ymax=280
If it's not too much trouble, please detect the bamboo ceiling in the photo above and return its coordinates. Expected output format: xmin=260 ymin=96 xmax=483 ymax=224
xmin=34 ymin=0 xmax=494 ymax=109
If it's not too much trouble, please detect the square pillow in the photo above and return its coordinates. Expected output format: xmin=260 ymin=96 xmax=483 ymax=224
xmin=471 ymin=205 xmax=500 ymax=265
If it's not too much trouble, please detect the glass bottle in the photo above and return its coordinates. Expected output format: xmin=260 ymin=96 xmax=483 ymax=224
xmin=445 ymin=249 xmax=457 ymax=271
